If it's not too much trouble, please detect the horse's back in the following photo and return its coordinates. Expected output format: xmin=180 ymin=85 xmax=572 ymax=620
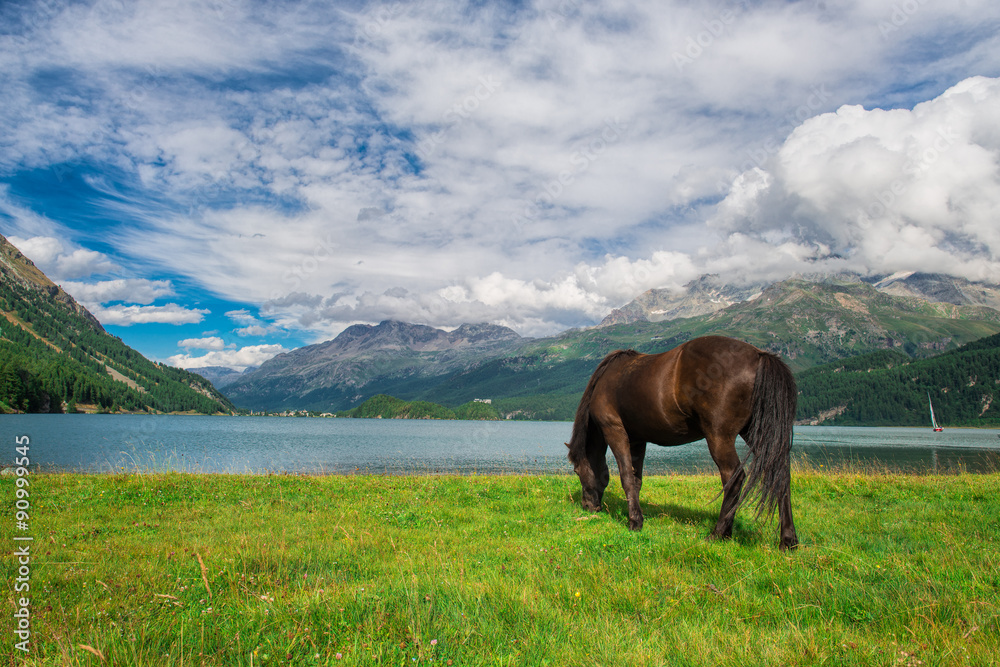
xmin=590 ymin=336 xmax=762 ymax=444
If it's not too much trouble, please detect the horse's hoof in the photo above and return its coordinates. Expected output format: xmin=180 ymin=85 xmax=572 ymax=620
xmin=628 ymin=517 xmax=644 ymax=531
xmin=779 ymin=538 xmax=799 ymax=551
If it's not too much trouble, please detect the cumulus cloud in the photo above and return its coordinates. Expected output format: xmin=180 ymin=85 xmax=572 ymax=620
xmin=62 ymin=278 xmax=175 ymax=305
xmin=178 ymin=336 xmax=230 ymax=351
xmin=259 ymin=251 xmax=702 ymax=337
xmin=7 ymin=235 xmax=118 ymax=280
xmin=234 ymin=325 xmax=277 ymax=337
xmin=708 ymin=76 xmax=1000 ymax=283
xmin=167 ymin=344 xmax=289 ymax=372
xmin=91 ymin=303 xmax=210 ymax=326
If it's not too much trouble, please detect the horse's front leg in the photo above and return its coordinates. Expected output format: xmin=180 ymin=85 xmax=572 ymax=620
xmin=586 ymin=430 xmax=610 ymax=510
xmin=602 ymin=422 xmax=644 ymax=531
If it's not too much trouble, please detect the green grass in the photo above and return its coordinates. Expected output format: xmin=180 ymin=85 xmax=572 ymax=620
xmin=3 ymin=471 xmax=999 ymax=666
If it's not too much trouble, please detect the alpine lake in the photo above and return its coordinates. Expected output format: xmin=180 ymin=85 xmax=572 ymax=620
xmin=6 ymin=414 xmax=1000 ymax=475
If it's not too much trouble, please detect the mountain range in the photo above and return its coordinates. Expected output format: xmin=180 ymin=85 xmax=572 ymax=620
xmin=221 ymin=320 xmax=525 ymax=411
xmin=4 ymin=229 xmax=999 ymax=424
xmin=599 ymin=271 xmax=1000 ymax=326
xmin=223 ymin=272 xmax=1000 ymax=417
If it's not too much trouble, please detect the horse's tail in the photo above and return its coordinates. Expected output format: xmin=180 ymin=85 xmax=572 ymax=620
xmin=737 ymin=351 xmax=797 ymax=519
xmin=567 ymin=349 xmax=639 ymax=466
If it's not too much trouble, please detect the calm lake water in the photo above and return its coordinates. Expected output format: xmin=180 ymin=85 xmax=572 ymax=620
xmin=4 ymin=414 xmax=1000 ymax=475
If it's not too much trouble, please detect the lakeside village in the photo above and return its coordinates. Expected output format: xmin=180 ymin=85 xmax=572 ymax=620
xmin=257 ymin=398 xmax=496 ymax=419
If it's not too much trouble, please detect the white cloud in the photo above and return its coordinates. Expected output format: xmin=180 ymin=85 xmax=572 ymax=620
xmin=7 ymin=235 xmax=63 ymax=266
xmin=178 ymin=336 xmax=230 ymax=351
xmin=7 ymin=235 xmax=118 ymax=280
xmin=222 ymin=308 xmax=281 ymax=336
xmin=167 ymin=344 xmax=289 ymax=372
xmin=91 ymin=303 xmax=210 ymax=326
xmin=708 ymin=76 xmax=1000 ymax=283
xmin=259 ymin=250 xmax=702 ymax=337
xmin=62 ymin=278 xmax=175 ymax=305
xmin=54 ymin=247 xmax=118 ymax=279
xmin=225 ymin=309 xmax=259 ymax=325
xmin=235 ymin=325 xmax=276 ymax=337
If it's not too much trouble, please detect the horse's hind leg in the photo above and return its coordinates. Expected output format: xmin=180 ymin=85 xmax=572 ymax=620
xmin=706 ymin=433 xmax=744 ymax=542
xmin=630 ymin=440 xmax=647 ymax=494
xmin=779 ymin=477 xmax=798 ymax=550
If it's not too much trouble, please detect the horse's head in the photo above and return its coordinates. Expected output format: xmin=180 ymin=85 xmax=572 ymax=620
xmin=567 ymin=442 xmax=606 ymax=512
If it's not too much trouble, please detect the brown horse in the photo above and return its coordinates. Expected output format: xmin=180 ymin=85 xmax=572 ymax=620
xmin=567 ymin=335 xmax=798 ymax=550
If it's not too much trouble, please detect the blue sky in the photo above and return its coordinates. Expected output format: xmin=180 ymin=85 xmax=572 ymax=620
xmin=2 ymin=0 xmax=1000 ymax=370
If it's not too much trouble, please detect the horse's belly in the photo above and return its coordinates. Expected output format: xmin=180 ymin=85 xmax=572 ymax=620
xmin=632 ymin=419 xmax=704 ymax=447
xmin=648 ymin=432 xmax=704 ymax=447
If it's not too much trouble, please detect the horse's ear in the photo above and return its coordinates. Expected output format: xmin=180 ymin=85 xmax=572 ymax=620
xmin=564 ymin=442 xmax=571 ymax=449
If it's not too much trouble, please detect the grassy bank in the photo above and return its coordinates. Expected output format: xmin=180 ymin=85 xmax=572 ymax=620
xmin=3 ymin=471 xmax=999 ymax=666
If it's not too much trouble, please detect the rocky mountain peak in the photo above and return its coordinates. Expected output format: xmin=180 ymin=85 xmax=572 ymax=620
xmin=599 ymin=271 xmax=1000 ymax=328
xmin=866 ymin=272 xmax=1000 ymax=309
xmin=326 ymin=320 xmax=521 ymax=354
xmin=599 ymin=274 xmax=768 ymax=327
xmin=447 ymin=322 xmax=521 ymax=345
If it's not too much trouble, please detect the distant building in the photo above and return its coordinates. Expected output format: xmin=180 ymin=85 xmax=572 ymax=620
xmin=473 ymin=398 xmax=492 ymax=404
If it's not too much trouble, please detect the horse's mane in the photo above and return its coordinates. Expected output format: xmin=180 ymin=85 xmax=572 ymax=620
xmin=566 ymin=349 xmax=640 ymax=466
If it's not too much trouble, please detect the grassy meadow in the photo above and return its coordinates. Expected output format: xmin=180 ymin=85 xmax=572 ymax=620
xmin=3 ymin=469 xmax=999 ymax=666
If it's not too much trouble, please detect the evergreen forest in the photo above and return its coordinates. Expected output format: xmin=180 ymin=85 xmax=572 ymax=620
xmin=0 ymin=274 xmax=234 ymax=414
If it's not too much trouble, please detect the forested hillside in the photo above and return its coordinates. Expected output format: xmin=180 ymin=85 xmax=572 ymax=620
xmin=1 ymin=235 xmax=235 ymax=414
xmin=340 ymin=394 xmax=503 ymax=420
xmin=796 ymin=334 xmax=1000 ymax=427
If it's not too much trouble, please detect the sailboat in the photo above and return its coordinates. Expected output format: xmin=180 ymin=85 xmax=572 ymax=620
xmin=928 ymin=392 xmax=944 ymax=432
